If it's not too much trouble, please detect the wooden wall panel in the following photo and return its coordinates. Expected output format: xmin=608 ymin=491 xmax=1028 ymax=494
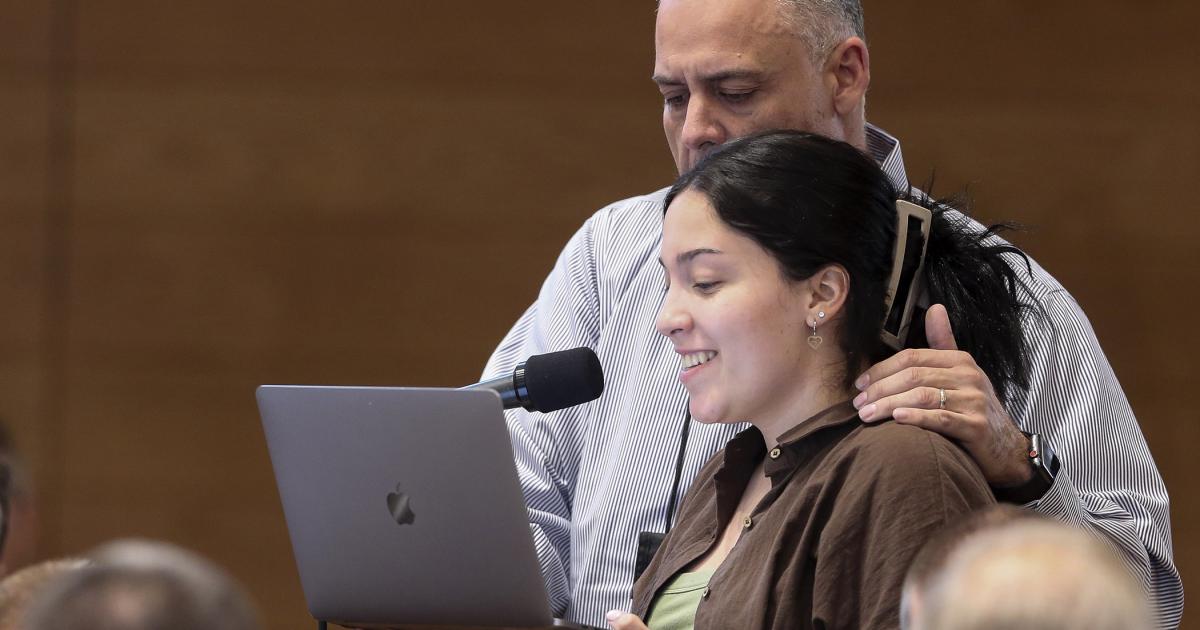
xmin=3 ymin=2 xmax=1196 ymax=629
xmin=0 ymin=81 xmax=49 ymax=455
xmin=53 ymin=4 xmax=668 ymax=629
xmin=0 ymin=0 xmax=52 ymax=560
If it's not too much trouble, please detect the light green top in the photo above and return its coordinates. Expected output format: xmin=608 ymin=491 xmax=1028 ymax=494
xmin=643 ymin=568 xmax=715 ymax=630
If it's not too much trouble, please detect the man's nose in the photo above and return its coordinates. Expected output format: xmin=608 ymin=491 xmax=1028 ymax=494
xmin=680 ymin=96 xmax=726 ymax=157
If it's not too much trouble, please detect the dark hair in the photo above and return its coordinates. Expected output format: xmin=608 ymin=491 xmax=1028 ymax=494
xmin=0 ymin=419 xmax=14 ymax=562
xmin=664 ymin=130 xmax=1041 ymax=401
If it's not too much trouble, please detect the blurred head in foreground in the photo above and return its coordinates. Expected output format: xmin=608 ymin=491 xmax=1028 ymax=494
xmin=903 ymin=506 xmax=1151 ymax=630
xmin=0 ymin=558 xmax=89 ymax=629
xmin=25 ymin=540 xmax=260 ymax=630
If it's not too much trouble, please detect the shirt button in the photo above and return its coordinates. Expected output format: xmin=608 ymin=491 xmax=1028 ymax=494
xmin=742 ymin=516 xmax=753 ymax=529
xmin=769 ymin=447 xmax=781 ymax=459
xmin=702 ymin=587 xmax=711 ymax=599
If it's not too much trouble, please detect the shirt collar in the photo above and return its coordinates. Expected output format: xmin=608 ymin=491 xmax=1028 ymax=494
xmin=865 ymin=123 xmax=911 ymax=192
xmin=764 ymin=399 xmax=860 ymax=478
xmin=715 ymin=399 xmax=861 ymax=483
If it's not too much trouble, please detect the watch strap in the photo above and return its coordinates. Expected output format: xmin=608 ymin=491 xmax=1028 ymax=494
xmin=992 ymin=432 xmax=1059 ymax=504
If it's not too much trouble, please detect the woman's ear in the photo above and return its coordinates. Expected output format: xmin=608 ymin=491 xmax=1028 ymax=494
xmin=807 ymin=264 xmax=850 ymax=319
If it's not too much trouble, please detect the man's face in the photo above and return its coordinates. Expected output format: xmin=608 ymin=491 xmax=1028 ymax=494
xmin=654 ymin=0 xmax=842 ymax=174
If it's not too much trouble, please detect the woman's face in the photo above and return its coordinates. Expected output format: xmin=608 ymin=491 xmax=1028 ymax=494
xmin=656 ymin=189 xmax=817 ymax=426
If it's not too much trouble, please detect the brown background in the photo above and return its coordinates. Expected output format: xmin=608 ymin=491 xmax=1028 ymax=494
xmin=1 ymin=2 xmax=1196 ymax=628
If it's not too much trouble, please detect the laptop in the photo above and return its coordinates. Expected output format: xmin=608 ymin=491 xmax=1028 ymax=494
xmin=257 ymin=385 xmax=601 ymax=629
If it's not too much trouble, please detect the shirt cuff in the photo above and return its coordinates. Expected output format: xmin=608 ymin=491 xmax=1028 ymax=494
xmin=1028 ymin=465 xmax=1087 ymax=528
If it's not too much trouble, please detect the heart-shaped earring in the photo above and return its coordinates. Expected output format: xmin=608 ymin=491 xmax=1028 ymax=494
xmin=807 ymin=310 xmax=825 ymax=349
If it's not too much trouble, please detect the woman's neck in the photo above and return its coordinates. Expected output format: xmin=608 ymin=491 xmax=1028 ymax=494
xmin=752 ymin=374 xmax=857 ymax=449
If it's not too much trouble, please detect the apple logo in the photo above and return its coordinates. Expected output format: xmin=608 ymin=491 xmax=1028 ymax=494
xmin=386 ymin=483 xmax=416 ymax=526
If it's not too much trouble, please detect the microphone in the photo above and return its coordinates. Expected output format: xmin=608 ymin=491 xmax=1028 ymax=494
xmin=463 ymin=347 xmax=604 ymax=413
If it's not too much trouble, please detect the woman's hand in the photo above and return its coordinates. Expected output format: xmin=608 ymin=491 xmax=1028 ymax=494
xmin=606 ymin=610 xmax=650 ymax=630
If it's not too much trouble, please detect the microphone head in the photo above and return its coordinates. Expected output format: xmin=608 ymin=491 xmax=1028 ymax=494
xmin=522 ymin=347 xmax=605 ymax=413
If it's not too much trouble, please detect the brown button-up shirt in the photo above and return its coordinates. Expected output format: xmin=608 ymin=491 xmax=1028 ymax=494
xmin=631 ymin=401 xmax=995 ymax=630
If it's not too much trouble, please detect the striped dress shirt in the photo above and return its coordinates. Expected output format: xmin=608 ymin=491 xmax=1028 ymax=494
xmin=481 ymin=125 xmax=1182 ymax=628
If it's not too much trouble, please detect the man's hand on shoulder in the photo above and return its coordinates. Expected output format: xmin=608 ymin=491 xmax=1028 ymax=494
xmin=852 ymin=304 xmax=1033 ymax=487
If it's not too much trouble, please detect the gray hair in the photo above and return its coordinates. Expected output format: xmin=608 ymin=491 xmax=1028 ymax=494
xmin=777 ymin=0 xmax=865 ymax=62
xmin=0 ymin=558 xmax=90 ymax=628
xmin=914 ymin=520 xmax=1153 ymax=630
xmin=24 ymin=540 xmax=261 ymax=630
xmin=656 ymin=0 xmax=866 ymax=62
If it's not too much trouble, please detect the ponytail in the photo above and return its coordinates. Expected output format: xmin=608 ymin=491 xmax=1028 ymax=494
xmin=904 ymin=190 xmax=1043 ymax=404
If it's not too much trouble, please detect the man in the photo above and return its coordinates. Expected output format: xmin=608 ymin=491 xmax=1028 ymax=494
xmin=0 ymin=558 xmax=90 ymax=628
xmin=899 ymin=504 xmax=1039 ymax=629
xmin=24 ymin=540 xmax=261 ymax=630
xmin=483 ymin=0 xmax=1181 ymax=626
xmin=902 ymin=510 xmax=1153 ymax=630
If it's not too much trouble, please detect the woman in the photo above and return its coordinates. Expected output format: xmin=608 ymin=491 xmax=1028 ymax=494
xmin=609 ymin=131 xmax=1040 ymax=630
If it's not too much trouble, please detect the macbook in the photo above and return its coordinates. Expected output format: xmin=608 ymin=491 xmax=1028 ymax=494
xmin=257 ymin=385 xmax=599 ymax=629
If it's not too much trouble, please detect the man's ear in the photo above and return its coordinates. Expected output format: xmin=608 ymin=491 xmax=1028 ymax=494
xmin=807 ymin=264 xmax=850 ymax=318
xmin=825 ymin=36 xmax=870 ymax=118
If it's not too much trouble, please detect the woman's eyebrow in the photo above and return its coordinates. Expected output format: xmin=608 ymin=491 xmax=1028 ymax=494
xmin=658 ymin=248 xmax=723 ymax=269
xmin=676 ymin=248 xmax=722 ymax=264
